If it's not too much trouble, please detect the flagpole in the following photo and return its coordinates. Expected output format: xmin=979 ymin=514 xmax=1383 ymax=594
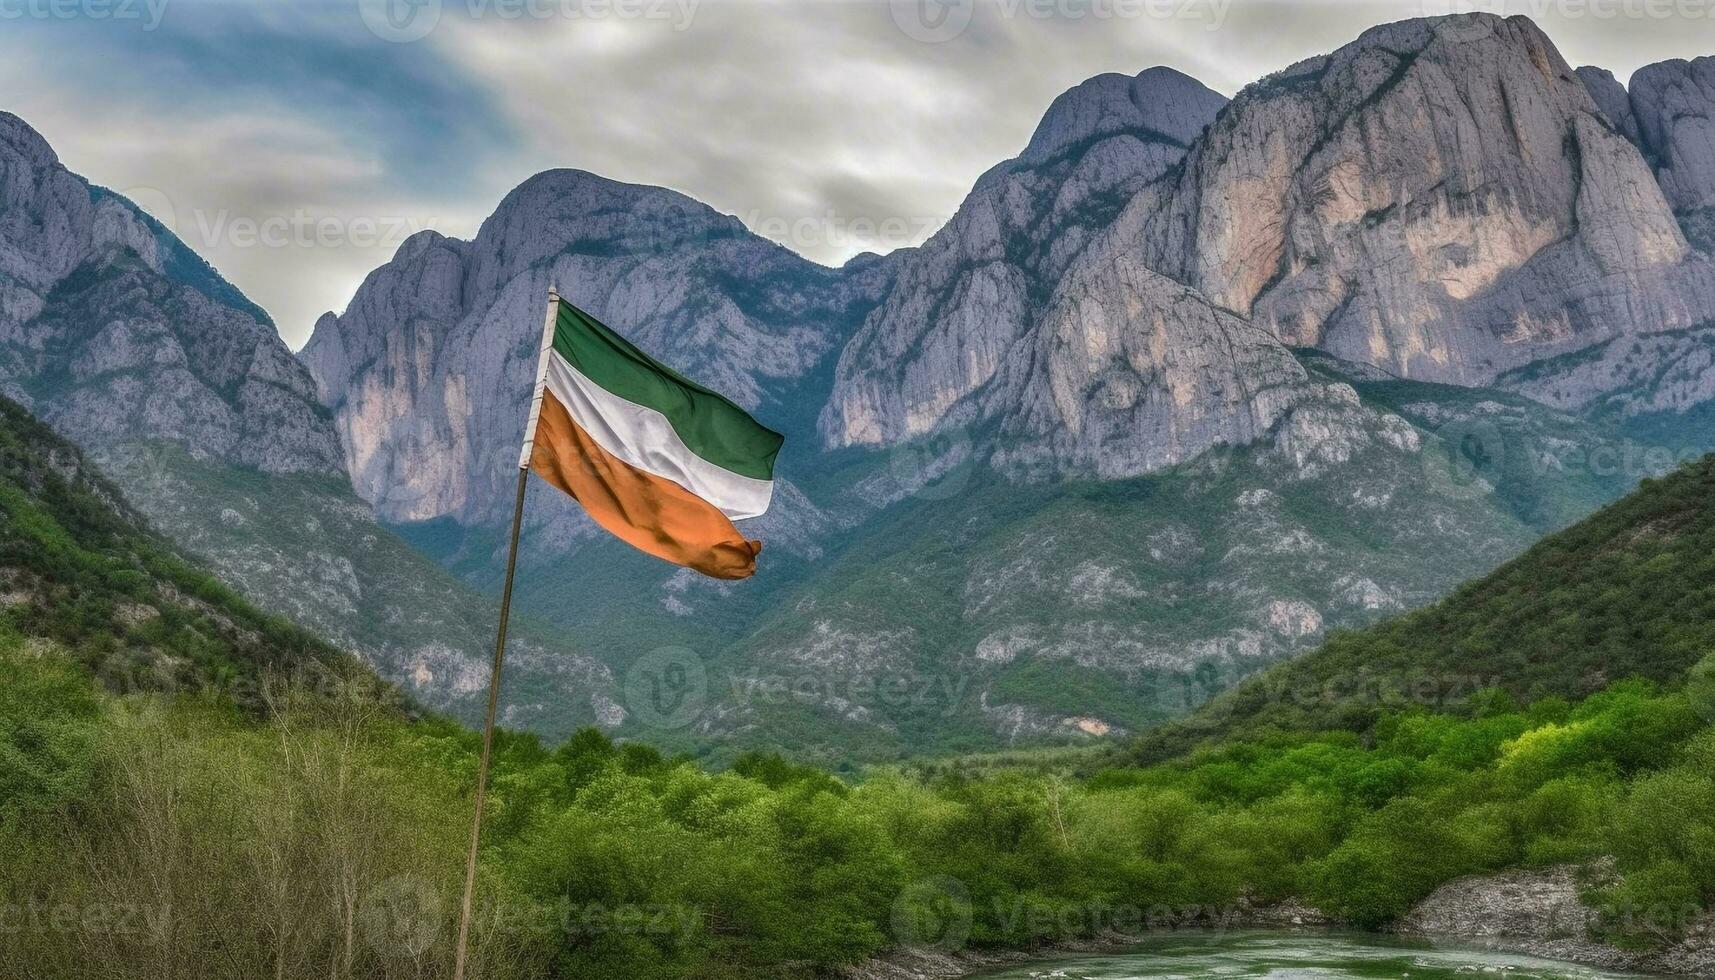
xmin=452 ymin=284 xmax=560 ymax=980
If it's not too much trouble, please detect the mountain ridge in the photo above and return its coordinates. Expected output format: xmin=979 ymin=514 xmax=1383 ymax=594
xmin=1131 ymin=14 xmax=1711 ymax=387
xmin=292 ymin=13 xmax=1715 ymax=756
xmin=0 ymin=111 xmax=623 ymax=737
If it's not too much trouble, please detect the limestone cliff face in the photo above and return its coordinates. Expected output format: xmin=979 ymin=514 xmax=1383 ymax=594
xmin=1576 ymin=67 xmax=1641 ymax=146
xmin=981 ymin=227 xmax=1328 ymax=479
xmin=1135 ymin=15 xmax=1708 ymax=386
xmin=303 ymin=170 xmax=871 ymax=528
xmin=819 ymin=68 xmax=1228 ymax=450
xmin=0 ymin=113 xmax=618 ymax=732
xmin=0 ymin=112 xmax=344 ymax=476
xmin=1629 ymin=57 xmax=1715 ymax=248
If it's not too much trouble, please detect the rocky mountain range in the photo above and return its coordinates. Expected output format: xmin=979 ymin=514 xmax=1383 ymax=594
xmin=1136 ymin=17 xmax=1711 ymax=388
xmin=0 ymin=111 xmax=618 ymax=736
xmin=4 ymin=12 xmax=1712 ymax=759
xmin=293 ymin=12 xmax=1710 ymax=759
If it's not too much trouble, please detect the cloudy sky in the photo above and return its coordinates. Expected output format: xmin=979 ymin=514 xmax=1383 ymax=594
xmin=2 ymin=0 xmax=1710 ymax=348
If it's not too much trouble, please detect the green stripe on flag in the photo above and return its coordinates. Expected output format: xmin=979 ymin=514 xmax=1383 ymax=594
xmin=550 ymin=302 xmax=782 ymax=481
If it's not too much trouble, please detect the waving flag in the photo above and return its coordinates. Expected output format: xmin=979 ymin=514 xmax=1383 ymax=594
xmin=518 ymin=292 xmax=781 ymax=579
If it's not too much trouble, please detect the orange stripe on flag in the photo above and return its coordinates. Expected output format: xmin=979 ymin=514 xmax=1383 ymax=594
xmin=528 ymin=388 xmax=763 ymax=579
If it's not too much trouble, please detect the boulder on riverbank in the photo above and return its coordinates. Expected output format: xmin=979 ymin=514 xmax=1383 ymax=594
xmin=1399 ymin=864 xmax=1715 ymax=977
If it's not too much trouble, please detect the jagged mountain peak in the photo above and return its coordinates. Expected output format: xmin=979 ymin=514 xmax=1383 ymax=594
xmin=1627 ymin=55 xmax=1715 ymax=247
xmin=0 ymin=118 xmax=344 ymax=477
xmin=496 ymin=166 xmax=719 ymax=210
xmin=1019 ymin=66 xmax=1226 ymax=164
xmin=1331 ymin=11 xmax=1551 ymax=60
xmin=1239 ymin=13 xmax=1553 ymax=95
xmin=480 ymin=167 xmax=749 ymax=254
xmin=304 ymin=160 xmax=864 ymax=526
xmin=1631 ymin=53 xmax=1715 ymax=91
xmin=0 ymin=111 xmax=57 ymax=169
xmin=392 ymin=227 xmax=463 ymax=263
xmin=819 ymin=66 xmax=1227 ymax=451
xmin=1136 ymin=9 xmax=1705 ymax=387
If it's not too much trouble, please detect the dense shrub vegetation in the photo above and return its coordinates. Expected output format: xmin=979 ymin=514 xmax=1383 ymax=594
xmin=3 ymin=634 xmax=1711 ymax=978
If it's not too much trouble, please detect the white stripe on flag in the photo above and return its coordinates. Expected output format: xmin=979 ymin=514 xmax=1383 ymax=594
xmin=541 ymin=350 xmax=775 ymax=520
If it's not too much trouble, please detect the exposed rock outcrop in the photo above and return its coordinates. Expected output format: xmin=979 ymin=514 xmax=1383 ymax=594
xmin=1401 ymin=865 xmax=1715 ymax=977
xmin=0 ymin=113 xmax=617 ymax=731
xmin=982 ymin=232 xmax=1319 ymax=479
xmin=1135 ymin=15 xmax=1710 ymax=386
xmin=0 ymin=112 xmax=341 ymax=475
xmin=820 ymin=68 xmax=1227 ymax=450
xmin=1630 ymin=56 xmax=1715 ymax=249
xmin=1576 ymin=66 xmax=1641 ymax=146
xmin=303 ymin=169 xmax=872 ymax=529
xmin=1500 ymin=324 xmax=1715 ymax=421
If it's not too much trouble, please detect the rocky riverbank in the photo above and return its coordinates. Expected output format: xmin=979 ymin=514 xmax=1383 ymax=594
xmin=1399 ymin=865 xmax=1715 ymax=978
xmin=842 ymin=873 xmax=1715 ymax=980
xmin=839 ymin=902 xmax=1333 ymax=980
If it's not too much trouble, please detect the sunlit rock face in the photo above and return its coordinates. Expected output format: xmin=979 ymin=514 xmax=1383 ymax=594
xmin=813 ymin=55 xmax=1413 ymax=483
xmin=977 ymin=231 xmax=1337 ymax=481
xmin=819 ymin=68 xmax=1229 ymax=451
xmin=1132 ymin=14 xmax=1710 ymax=387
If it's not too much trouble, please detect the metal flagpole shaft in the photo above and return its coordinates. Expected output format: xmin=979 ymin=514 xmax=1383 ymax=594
xmin=451 ymin=459 xmax=530 ymax=980
xmin=452 ymin=284 xmax=559 ymax=980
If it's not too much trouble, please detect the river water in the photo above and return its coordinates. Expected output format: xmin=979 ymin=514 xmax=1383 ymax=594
xmin=971 ymin=931 xmax=1650 ymax=979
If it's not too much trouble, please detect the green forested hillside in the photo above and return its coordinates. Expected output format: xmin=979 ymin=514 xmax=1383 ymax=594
xmin=1139 ymin=455 xmax=1715 ymax=759
xmin=0 ymin=395 xmax=378 ymax=704
xmin=3 ymin=395 xmax=1712 ymax=977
